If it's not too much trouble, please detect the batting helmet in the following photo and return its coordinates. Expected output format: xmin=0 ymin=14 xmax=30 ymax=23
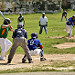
xmin=31 ymin=33 xmax=38 ymax=39
xmin=4 ymin=18 xmax=11 ymax=25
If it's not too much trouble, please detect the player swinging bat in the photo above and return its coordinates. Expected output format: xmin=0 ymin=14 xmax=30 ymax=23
xmin=0 ymin=11 xmax=13 ymax=61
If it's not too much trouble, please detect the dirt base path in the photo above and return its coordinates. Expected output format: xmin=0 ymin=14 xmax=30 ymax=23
xmin=0 ymin=54 xmax=75 ymax=71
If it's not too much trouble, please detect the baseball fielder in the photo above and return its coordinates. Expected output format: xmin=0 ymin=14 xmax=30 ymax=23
xmin=66 ymin=15 xmax=75 ymax=38
xmin=61 ymin=10 xmax=67 ymax=21
xmin=17 ymin=12 xmax=25 ymax=28
xmin=39 ymin=13 xmax=48 ymax=34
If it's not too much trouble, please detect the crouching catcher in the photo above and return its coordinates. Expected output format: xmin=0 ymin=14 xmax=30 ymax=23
xmin=22 ymin=33 xmax=46 ymax=63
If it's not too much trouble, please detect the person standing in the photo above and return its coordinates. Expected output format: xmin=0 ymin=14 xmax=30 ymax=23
xmin=22 ymin=33 xmax=46 ymax=63
xmin=66 ymin=15 xmax=75 ymax=38
xmin=39 ymin=13 xmax=48 ymax=34
xmin=61 ymin=10 xmax=67 ymax=21
xmin=18 ymin=12 xmax=25 ymax=28
xmin=7 ymin=24 xmax=32 ymax=63
xmin=0 ymin=18 xmax=13 ymax=60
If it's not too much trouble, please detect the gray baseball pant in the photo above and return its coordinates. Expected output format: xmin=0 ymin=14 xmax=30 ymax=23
xmin=8 ymin=37 xmax=32 ymax=61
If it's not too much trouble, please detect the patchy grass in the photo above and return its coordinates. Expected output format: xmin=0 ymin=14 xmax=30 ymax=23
xmin=0 ymin=10 xmax=75 ymax=73
xmin=0 ymin=10 xmax=75 ymax=54
xmin=50 ymin=60 xmax=75 ymax=67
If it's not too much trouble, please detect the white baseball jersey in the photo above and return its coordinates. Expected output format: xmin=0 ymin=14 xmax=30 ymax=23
xmin=39 ymin=16 xmax=48 ymax=25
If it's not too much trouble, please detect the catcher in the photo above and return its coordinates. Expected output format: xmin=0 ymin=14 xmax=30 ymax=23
xmin=0 ymin=18 xmax=13 ymax=60
xmin=22 ymin=33 xmax=46 ymax=63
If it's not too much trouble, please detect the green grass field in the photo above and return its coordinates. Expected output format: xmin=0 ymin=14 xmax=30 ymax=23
xmin=0 ymin=10 xmax=75 ymax=55
xmin=0 ymin=10 xmax=75 ymax=73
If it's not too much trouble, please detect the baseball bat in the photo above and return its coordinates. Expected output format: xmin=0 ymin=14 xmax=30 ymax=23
xmin=0 ymin=11 xmax=5 ymax=19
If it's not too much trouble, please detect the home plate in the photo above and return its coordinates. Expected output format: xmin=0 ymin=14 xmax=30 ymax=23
xmin=53 ymin=42 xmax=75 ymax=49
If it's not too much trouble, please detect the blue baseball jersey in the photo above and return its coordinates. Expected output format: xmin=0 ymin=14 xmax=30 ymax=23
xmin=66 ymin=17 xmax=75 ymax=26
xmin=62 ymin=12 xmax=67 ymax=16
xmin=28 ymin=38 xmax=41 ymax=50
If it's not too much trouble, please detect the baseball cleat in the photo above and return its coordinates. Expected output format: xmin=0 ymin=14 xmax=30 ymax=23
xmin=28 ymin=59 xmax=33 ymax=63
xmin=7 ymin=59 xmax=11 ymax=63
xmin=40 ymin=58 xmax=46 ymax=61
xmin=22 ymin=58 xmax=26 ymax=63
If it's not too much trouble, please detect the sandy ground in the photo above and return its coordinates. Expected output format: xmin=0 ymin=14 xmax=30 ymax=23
xmin=0 ymin=36 xmax=75 ymax=71
xmin=50 ymin=35 xmax=75 ymax=39
xmin=0 ymin=72 xmax=75 ymax=75
xmin=0 ymin=54 xmax=75 ymax=71
xmin=53 ymin=42 xmax=75 ymax=49
xmin=50 ymin=36 xmax=75 ymax=49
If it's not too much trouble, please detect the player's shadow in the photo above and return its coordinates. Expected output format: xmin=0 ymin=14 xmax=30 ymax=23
xmin=0 ymin=63 xmax=15 ymax=65
xmin=18 ymin=62 xmax=28 ymax=64
xmin=56 ymin=36 xmax=66 ymax=39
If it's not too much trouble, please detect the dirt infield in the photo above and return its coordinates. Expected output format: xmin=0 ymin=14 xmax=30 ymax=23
xmin=0 ymin=36 xmax=75 ymax=71
xmin=50 ymin=36 xmax=75 ymax=39
xmin=53 ymin=42 xmax=75 ymax=49
xmin=0 ymin=54 xmax=75 ymax=71
xmin=50 ymin=36 xmax=75 ymax=49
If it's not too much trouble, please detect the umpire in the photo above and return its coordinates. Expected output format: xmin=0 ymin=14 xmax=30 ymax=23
xmin=7 ymin=24 xmax=32 ymax=63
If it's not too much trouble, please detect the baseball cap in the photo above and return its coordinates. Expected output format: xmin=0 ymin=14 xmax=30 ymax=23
xmin=42 ymin=13 xmax=45 ymax=15
xmin=20 ymin=12 xmax=22 ymax=15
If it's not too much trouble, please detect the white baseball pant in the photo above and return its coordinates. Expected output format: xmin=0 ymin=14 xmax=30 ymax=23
xmin=30 ymin=49 xmax=41 ymax=56
xmin=66 ymin=25 xmax=72 ymax=37
xmin=18 ymin=22 xmax=23 ymax=25
xmin=0 ymin=38 xmax=12 ymax=59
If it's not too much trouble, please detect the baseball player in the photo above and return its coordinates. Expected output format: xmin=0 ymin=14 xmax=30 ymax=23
xmin=61 ymin=10 xmax=67 ymax=21
xmin=18 ymin=12 xmax=25 ymax=27
xmin=39 ymin=13 xmax=48 ymax=34
xmin=0 ymin=18 xmax=13 ymax=60
xmin=22 ymin=33 xmax=46 ymax=63
xmin=66 ymin=15 xmax=75 ymax=38
xmin=7 ymin=24 xmax=32 ymax=63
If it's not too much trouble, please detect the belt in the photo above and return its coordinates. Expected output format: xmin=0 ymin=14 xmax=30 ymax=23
xmin=16 ymin=37 xmax=25 ymax=38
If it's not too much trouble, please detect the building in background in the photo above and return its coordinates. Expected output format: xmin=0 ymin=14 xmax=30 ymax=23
xmin=62 ymin=0 xmax=75 ymax=10
xmin=0 ymin=0 xmax=75 ymax=14
xmin=0 ymin=0 xmax=62 ymax=14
